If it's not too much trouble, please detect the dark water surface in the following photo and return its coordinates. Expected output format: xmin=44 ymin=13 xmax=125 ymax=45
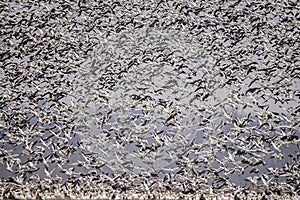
xmin=0 ymin=0 xmax=299 ymax=198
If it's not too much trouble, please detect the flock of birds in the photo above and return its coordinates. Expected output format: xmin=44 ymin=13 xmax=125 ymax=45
xmin=1 ymin=0 xmax=299 ymax=199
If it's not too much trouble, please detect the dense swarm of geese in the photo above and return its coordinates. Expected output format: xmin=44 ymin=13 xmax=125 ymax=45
xmin=0 ymin=0 xmax=299 ymax=199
